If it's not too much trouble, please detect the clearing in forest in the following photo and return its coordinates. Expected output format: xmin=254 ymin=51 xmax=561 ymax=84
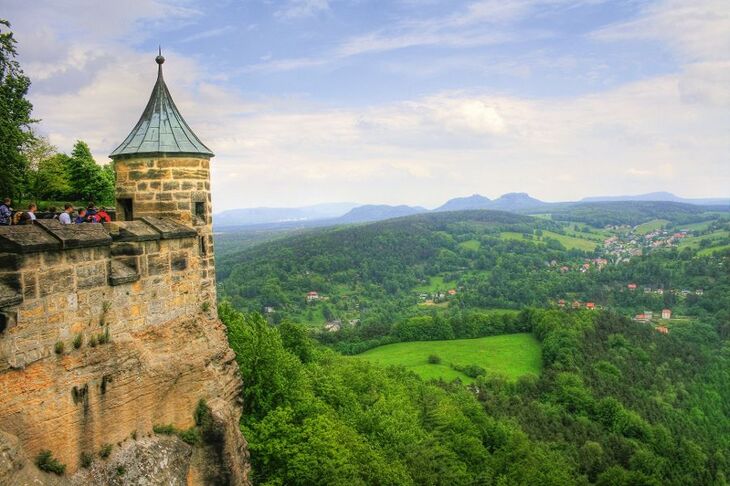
xmin=357 ymin=333 xmax=542 ymax=383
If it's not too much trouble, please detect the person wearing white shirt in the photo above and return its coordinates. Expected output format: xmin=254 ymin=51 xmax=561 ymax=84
xmin=59 ymin=204 xmax=73 ymax=225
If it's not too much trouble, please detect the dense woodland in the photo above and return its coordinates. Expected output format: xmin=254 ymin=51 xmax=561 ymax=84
xmin=222 ymin=304 xmax=730 ymax=485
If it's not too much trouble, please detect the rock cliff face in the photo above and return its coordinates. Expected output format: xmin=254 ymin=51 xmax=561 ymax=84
xmin=0 ymin=220 xmax=250 ymax=485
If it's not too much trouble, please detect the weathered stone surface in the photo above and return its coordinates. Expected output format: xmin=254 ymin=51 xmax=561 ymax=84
xmin=0 ymin=145 xmax=245 ymax=484
xmin=141 ymin=218 xmax=197 ymax=239
xmin=107 ymin=221 xmax=161 ymax=243
xmin=110 ymin=243 xmax=144 ymax=257
xmin=109 ymin=259 xmax=139 ymax=286
xmin=0 ymin=225 xmax=61 ymax=253
xmin=71 ymin=436 xmax=192 ymax=486
xmin=36 ymin=220 xmax=112 ymax=250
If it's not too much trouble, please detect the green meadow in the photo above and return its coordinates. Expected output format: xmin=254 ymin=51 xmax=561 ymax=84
xmin=357 ymin=333 xmax=542 ymax=383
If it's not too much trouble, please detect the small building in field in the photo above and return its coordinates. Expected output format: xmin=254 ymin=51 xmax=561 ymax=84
xmin=306 ymin=291 xmax=320 ymax=302
xmin=324 ymin=320 xmax=342 ymax=332
xmin=661 ymin=309 xmax=672 ymax=319
xmin=572 ymin=301 xmax=582 ymax=309
xmin=447 ymin=289 xmax=457 ymax=296
xmin=627 ymin=283 xmax=637 ymax=290
xmin=655 ymin=325 xmax=669 ymax=334
xmin=586 ymin=302 xmax=596 ymax=310
xmin=557 ymin=299 xmax=566 ymax=308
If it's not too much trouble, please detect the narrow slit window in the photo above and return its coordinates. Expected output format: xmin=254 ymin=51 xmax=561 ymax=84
xmin=194 ymin=201 xmax=206 ymax=223
xmin=199 ymin=235 xmax=207 ymax=255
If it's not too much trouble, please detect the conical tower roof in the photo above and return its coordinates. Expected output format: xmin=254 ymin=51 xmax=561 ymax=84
xmin=110 ymin=51 xmax=214 ymax=159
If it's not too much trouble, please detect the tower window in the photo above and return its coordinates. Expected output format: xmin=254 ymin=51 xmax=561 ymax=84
xmin=194 ymin=201 xmax=206 ymax=224
xmin=199 ymin=236 xmax=207 ymax=255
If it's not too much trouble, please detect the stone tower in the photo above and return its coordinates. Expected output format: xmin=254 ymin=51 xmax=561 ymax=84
xmin=110 ymin=51 xmax=217 ymax=305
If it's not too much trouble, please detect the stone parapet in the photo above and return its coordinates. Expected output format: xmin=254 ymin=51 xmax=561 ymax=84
xmin=0 ymin=218 xmax=196 ymax=254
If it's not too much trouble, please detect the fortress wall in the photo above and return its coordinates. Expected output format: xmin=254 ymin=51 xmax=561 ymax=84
xmin=0 ymin=219 xmax=243 ymax=476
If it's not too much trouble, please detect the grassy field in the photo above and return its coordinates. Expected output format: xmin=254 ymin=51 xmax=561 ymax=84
xmin=698 ymin=244 xmax=730 ymax=256
xmin=678 ymin=220 xmax=715 ymax=232
xmin=414 ymin=275 xmax=457 ymax=293
xmin=634 ymin=219 xmax=670 ymax=235
xmin=357 ymin=333 xmax=542 ymax=383
xmin=458 ymin=239 xmax=481 ymax=250
xmin=678 ymin=230 xmax=730 ymax=250
xmin=500 ymin=231 xmax=598 ymax=251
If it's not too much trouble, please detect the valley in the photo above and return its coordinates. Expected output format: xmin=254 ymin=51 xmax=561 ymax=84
xmin=217 ymin=199 xmax=730 ymax=484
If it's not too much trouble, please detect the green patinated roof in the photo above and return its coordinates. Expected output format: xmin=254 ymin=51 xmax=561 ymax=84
xmin=109 ymin=53 xmax=214 ymax=159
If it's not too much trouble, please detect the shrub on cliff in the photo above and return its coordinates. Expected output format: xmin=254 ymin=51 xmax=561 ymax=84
xmin=35 ymin=450 xmax=66 ymax=475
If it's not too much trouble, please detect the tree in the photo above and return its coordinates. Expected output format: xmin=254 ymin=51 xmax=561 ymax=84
xmin=0 ymin=19 xmax=36 ymax=199
xmin=31 ymin=153 xmax=73 ymax=202
xmin=67 ymin=140 xmax=115 ymax=204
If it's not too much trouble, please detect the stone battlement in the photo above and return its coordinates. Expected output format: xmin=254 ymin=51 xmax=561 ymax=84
xmin=0 ymin=218 xmax=214 ymax=371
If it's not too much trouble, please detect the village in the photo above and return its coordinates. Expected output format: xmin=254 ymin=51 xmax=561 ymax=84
xmin=602 ymin=226 xmax=688 ymax=263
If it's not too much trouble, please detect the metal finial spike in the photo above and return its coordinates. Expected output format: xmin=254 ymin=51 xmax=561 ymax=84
xmin=155 ymin=46 xmax=165 ymax=65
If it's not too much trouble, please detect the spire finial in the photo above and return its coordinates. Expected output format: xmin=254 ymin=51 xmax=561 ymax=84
xmin=155 ymin=46 xmax=165 ymax=65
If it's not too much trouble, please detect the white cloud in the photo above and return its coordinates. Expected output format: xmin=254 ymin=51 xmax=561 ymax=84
xmin=180 ymin=25 xmax=235 ymax=43
xmin=5 ymin=0 xmax=729 ymax=211
xmin=592 ymin=0 xmax=730 ymax=62
xmin=275 ymin=0 xmax=331 ymax=19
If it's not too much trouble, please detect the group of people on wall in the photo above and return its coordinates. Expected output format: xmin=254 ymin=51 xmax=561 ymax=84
xmin=0 ymin=198 xmax=111 ymax=226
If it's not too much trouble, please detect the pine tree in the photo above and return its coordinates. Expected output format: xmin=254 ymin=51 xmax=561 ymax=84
xmin=0 ymin=19 xmax=36 ymax=200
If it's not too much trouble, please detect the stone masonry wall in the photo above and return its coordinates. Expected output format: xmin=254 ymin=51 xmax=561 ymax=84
xmin=0 ymin=219 xmax=248 ymax=482
xmin=113 ymin=156 xmax=216 ymax=307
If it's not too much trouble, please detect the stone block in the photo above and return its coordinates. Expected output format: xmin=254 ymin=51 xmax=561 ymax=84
xmin=39 ymin=268 xmax=74 ymax=296
xmin=0 ymin=225 xmax=61 ymax=253
xmin=171 ymin=253 xmax=188 ymax=271
xmin=76 ymin=262 xmax=107 ymax=289
xmin=147 ymin=254 xmax=169 ymax=276
xmin=42 ymin=251 xmax=64 ymax=266
xmin=0 ymin=254 xmax=23 ymax=272
xmin=21 ymin=272 xmax=37 ymax=299
xmin=111 ymin=243 xmax=144 ymax=256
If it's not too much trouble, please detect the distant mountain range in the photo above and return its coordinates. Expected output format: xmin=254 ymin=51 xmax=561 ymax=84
xmin=336 ymin=204 xmax=428 ymax=223
xmin=214 ymin=202 xmax=358 ymax=226
xmin=581 ymin=192 xmax=730 ymax=206
xmin=435 ymin=194 xmax=491 ymax=211
xmin=214 ymin=192 xmax=729 ymax=230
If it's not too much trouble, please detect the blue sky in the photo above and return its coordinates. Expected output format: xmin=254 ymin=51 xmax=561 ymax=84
xmin=4 ymin=0 xmax=729 ymax=210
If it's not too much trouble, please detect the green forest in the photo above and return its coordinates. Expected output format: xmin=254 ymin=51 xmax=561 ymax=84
xmin=216 ymin=204 xmax=730 ymax=485
xmin=222 ymin=304 xmax=730 ymax=485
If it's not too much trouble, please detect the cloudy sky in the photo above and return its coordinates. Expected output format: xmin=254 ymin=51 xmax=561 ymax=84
xmin=3 ymin=0 xmax=729 ymax=210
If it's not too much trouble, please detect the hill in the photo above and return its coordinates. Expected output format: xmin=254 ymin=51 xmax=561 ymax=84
xmin=549 ymin=201 xmax=728 ymax=226
xmin=583 ymin=191 xmax=730 ymax=206
xmin=489 ymin=192 xmax=546 ymax=211
xmin=435 ymin=194 xmax=491 ymax=211
xmin=336 ymin=204 xmax=427 ymax=223
xmin=214 ymin=202 xmax=357 ymax=227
